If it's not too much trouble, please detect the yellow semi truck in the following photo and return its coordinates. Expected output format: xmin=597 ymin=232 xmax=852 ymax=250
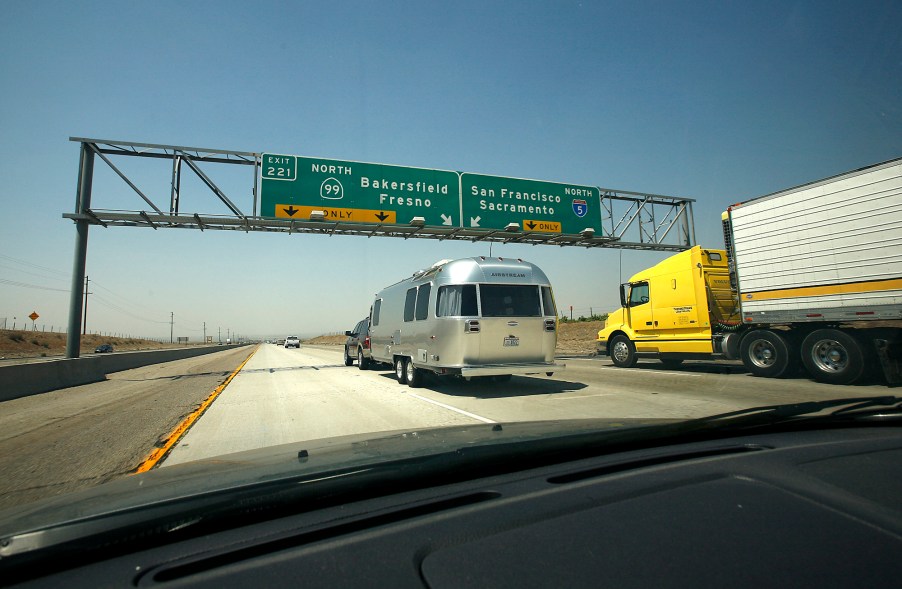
xmin=597 ymin=157 xmax=902 ymax=385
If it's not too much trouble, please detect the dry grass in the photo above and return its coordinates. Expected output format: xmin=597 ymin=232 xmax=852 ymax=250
xmin=0 ymin=329 xmax=207 ymax=359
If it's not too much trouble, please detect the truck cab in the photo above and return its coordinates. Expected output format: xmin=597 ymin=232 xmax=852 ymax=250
xmin=597 ymin=247 xmax=739 ymax=367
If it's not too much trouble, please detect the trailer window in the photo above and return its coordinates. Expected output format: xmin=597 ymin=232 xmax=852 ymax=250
xmin=541 ymin=286 xmax=556 ymax=316
xmin=436 ymin=284 xmax=478 ymax=317
xmin=372 ymin=299 xmax=381 ymax=326
xmin=415 ymin=284 xmax=431 ymax=320
xmin=404 ymin=288 xmax=417 ymax=322
xmin=480 ymin=284 xmax=542 ymax=317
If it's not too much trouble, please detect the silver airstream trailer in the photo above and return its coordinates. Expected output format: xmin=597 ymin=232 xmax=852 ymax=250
xmin=368 ymin=256 xmax=565 ymax=387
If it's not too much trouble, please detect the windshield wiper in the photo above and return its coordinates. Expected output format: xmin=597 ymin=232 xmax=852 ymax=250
xmin=688 ymin=395 xmax=902 ymax=432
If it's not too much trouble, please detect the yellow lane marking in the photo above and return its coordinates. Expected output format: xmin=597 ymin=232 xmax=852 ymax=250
xmin=133 ymin=345 xmax=259 ymax=473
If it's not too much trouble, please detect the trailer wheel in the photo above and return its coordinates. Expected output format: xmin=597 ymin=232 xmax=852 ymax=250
xmin=801 ymin=329 xmax=866 ymax=385
xmin=357 ymin=348 xmax=369 ymax=370
xmin=405 ymin=358 xmax=422 ymax=388
xmin=609 ymin=335 xmax=638 ymax=368
xmin=343 ymin=346 xmax=354 ymax=366
xmin=739 ymin=330 xmax=794 ymax=378
xmin=395 ymin=357 xmax=408 ymax=384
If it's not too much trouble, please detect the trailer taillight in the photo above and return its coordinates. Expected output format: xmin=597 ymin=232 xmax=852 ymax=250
xmin=465 ymin=320 xmax=480 ymax=333
xmin=544 ymin=319 xmax=556 ymax=332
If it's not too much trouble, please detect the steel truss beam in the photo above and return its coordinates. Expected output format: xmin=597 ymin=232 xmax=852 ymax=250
xmin=62 ymin=210 xmax=692 ymax=249
xmin=67 ymin=137 xmax=695 ymax=250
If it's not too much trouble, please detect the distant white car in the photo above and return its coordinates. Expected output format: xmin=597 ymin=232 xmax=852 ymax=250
xmin=284 ymin=336 xmax=300 ymax=349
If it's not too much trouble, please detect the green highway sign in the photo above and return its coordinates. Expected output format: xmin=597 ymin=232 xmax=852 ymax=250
xmin=260 ymin=152 xmax=605 ymax=237
xmin=261 ymin=154 xmax=460 ymax=226
xmin=460 ymin=173 xmax=600 ymax=234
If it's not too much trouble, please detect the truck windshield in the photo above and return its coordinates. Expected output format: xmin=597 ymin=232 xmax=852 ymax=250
xmin=480 ymin=284 xmax=543 ymax=317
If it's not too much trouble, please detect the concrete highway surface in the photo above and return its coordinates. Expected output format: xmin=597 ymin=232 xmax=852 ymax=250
xmin=166 ymin=343 xmax=886 ymax=463
xmin=0 ymin=343 xmax=888 ymax=511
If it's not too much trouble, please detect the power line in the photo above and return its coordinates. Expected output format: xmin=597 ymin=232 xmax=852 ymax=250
xmin=91 ymin=294 xmax=170 ymax=324
xmin=0 ymin=278 xmax=70 ymax=293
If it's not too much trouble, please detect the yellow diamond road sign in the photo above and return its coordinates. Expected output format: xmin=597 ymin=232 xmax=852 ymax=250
xmin=29 ymin=312 xmax=39 ymax=321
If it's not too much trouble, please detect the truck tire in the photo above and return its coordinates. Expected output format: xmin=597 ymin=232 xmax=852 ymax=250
xmin=801 ymin=329 xmax=866 ymax=385
xmin=405 ymin=358 xmax=422 ymax=388
xmin=739 ymin=329 xmax=794 ymax=378
xmin=357 ymin=348 xmax=369 ymax=370
xmin=609 ymin=335 xmax=638 ymax=368
xmin=344 ymin=346 xmax=354 ymax=366
xmin=395 ymin=357 xmax=408 ymax=384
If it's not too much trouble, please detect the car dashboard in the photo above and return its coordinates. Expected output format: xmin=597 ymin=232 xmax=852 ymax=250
xmin=9 ymin=425 xmax=902 ymax=588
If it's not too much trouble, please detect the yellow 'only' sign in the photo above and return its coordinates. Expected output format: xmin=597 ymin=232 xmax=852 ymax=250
xmin=274 ymin=204 xmax=397 ymax=224
xmin=522 ymin=219 xmax=562 ymax=233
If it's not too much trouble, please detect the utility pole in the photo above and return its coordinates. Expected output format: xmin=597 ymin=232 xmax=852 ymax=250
xmin=203 ymin=321 xmax=206 ymax=344
xmin=82 ymin=275 xmax=92 ymax=335
xmin=218 ymin=326 xmax=221 ymax=344
xmin=170 ymin=312 xmax=174 ymax=344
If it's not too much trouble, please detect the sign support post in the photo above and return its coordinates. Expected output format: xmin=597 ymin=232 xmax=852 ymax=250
xmin=66 ymin=143 xmax=94 ymax=358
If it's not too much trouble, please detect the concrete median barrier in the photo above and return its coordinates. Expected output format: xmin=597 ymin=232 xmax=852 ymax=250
xmin=0 ymin=345 xmax=248 ymax=402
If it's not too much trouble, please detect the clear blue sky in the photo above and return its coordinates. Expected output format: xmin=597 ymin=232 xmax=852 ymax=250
xmin=1 ymin=1 xmax=900 ymax=341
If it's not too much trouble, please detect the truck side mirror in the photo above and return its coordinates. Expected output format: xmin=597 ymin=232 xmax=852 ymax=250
xmin=619 ymin=283 xmax=629 ymax=308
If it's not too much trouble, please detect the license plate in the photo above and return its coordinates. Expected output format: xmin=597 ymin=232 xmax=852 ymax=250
xmin=503 ymin=337 xmax=519 ymax=347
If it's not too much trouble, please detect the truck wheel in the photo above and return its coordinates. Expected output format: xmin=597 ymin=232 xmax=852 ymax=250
xmin=405 ymin=358 xmax=422 ymax=388
xmin=739 ymin=330 xmax=794 ymax=378
xmin=395 ymin=357 xmax=408 ymax=384
xmin=801 ymin=329 xmax=866 ymax=385
xmin=357 ymin=348 xmax=370 ymax=370
xmin=344 ymin=346 xmax=354 ymax=366
xmin=609 ymin=335 xmax=638 ymax=368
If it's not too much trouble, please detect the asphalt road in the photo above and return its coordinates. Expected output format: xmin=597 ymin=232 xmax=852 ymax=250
xmin=0 ymin=343 xmax=889 ymax=511
xmin=0 ymin=346 xmax=254 ymax=511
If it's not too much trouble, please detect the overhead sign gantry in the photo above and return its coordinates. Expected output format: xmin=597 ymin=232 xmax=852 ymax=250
xmin=63 ymin=137 xmax=697 ymax=357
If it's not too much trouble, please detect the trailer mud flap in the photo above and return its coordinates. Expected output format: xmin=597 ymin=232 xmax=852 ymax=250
xmin=875 ymin=339 xmax=902 ymax=385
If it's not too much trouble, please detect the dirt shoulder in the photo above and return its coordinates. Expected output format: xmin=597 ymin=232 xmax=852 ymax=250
xmin=304 ymin=320 xmax=602 ymax=356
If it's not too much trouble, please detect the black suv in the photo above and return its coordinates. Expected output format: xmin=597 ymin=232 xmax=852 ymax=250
xmin=344 ymin=318 xmax=372 ymax=369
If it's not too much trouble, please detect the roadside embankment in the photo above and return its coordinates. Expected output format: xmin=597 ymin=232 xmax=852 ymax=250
xmin=0 ymin=345 xmax=249 ymax=402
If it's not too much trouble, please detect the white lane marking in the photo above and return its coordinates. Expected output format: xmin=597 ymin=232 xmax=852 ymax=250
xmin=405 ymin=392 xmax=497 ymax=424
xmin=600 ymin=367 xmax=704 ymax=377
xmin=555 ymin=393 xmax=614 ymax=401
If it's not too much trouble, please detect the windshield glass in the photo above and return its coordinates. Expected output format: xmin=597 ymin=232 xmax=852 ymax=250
xmin=0 ymin=0 xmax=899 ymax=545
